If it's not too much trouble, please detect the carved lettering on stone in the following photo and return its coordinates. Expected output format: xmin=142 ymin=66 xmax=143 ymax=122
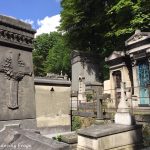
xmin=0 ymin=51 xmax=32 ymax=109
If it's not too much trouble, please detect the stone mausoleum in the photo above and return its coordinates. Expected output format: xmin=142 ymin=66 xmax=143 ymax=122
xmin=77 ymin=30 xmax=148 ymax=150
xmin=71 ymin=50 xmax=103 ymax=107
xmin=105 ymin=30 xmax=150 ymax=111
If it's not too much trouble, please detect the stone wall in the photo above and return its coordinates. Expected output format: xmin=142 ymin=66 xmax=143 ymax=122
xmin=34 ymin=77 xmax=71 ymax=133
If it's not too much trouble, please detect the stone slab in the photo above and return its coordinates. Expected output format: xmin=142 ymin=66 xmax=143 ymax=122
xmin=0 ymin=125 xmax=69 ymax=150
xmin=39 ymin=125 xmax=71 ymax=135
xmin=61 ymin=132 xmax=77 ymax=144
xmin=77 ymin=143 xmax=143 ymax=150
xmin=77 ymin=124 xmax=143 ymax=150
xmin=77 ymin=124 xmax=142 ymax=138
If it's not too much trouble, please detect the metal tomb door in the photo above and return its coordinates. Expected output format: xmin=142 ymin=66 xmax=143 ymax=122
xmin=137 ymin=62 xmax=150 ymax=105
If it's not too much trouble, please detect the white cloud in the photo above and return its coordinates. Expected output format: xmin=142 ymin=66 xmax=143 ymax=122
xmin=35 ymin=14 xmax=61 ymax=37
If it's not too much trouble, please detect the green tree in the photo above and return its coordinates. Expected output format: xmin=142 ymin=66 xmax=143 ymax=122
xmin=33 ymin=32 xmax=71 ymax=76
xmin=72 ymin=116 xmax=81 ymax=131
xmin=60 ymin=0 xmax=106 ymax=53
xmin=45 ymin=36 xmax=71 ymax=76
xmin=105 ymin=0 xmax=150 ymax=52
xmin=60 ymin=0 xmax=150 ymax=80
xmin=60 ymin=0 xmax=150 ymax=54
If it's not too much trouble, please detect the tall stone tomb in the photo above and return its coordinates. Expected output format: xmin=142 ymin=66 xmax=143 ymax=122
xmin=0 ymin=15 xmax=36 ymax=128
xmin=71 ymin=50 xmax=102 ymax=99
xmin=71 ymin=50 xmax=103 ymax=115
xmin=71 ymin=50 xmax=101 ymax=93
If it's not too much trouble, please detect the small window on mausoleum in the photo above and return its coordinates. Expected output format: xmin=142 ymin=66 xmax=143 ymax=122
xmin=112 ymin=70 xmax=122 ymax=88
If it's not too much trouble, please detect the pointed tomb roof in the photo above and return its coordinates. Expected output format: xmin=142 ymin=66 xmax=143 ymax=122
xmin=105 ymin=51 xmax=126 ymax=68
xmin=125 ymin=30 xmax=150 ymax=53
xmin=105 ymin=51 xmax=125 ymax=62
xmin=125 ymin=30 xmax=150 ymax=46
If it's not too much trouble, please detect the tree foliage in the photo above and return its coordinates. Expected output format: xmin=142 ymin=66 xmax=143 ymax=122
xmin=60 ymin=0 xmax=150 ymax=80
xmin=33 ymin=32 xmax=71 ymax=76
xmin=45 ymin=36 xmax=71 ymax=75
xmin=60 ymin=0 xmax=150 ymax=55
xmin=105 ymin=0 xmax=150 ymax=52
xmin=60 ymin=0 xmax=106 ymax=53
xmin=33 ymin=0 xmax=149 ymax=80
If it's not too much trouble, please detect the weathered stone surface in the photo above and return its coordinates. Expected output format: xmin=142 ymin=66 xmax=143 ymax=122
xmin=77 ymin=124 xmax=142 ymax=138
xmin=39 ymin=125 xmax=71 ymax=136
xmin=0 ymin=119 xmax=37 ymax=130
xmin=0 ymin=125 xmax=69 ymax=150
xmin=0 ymin=15 xmax=35 ymax=50
xmin=34 ymin=77 xmax=71 ymax=131
xmin=0 ymin=15 xmax=36 ymax=124
xmin=61 ymin=132 xmax=77 ymax=150
xmin=77 ymin=124 xmax=143 ymax=150
xmin=61 ymin=132 xmax=77 ymax=144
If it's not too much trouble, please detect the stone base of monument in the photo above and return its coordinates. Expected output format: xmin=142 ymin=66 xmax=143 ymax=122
xmin=115 ymin=112 xmax=135 ymax=125
xmin=61 ymin=132 xmax=78 ymax=150
xmin=77 ymin=124 xmax=143 ymax=150
xmin=94 ymin=119 xmax=105 ymax=125
xmin=0 ymin=119 xmax=37 ymax=130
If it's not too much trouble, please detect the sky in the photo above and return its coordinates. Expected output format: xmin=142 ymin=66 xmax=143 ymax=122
xmin=0 ymin=0 xmax=62 ymax=36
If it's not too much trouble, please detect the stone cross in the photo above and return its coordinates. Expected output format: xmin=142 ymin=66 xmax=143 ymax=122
xmin=0 ymin=51 xmax=32 ymax=109
xmin=97 ymin=98 xmax=103 ymax=119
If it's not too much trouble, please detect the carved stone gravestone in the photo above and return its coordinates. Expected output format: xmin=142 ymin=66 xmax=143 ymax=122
xmin=0 ymin=15 xmax=36 ymax=128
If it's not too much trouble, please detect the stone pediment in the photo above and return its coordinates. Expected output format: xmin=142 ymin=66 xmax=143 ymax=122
xmin=125 ymin=30 xmax=150 ymax=46
xmin=105 ymin=51 xmax=125 ymax=62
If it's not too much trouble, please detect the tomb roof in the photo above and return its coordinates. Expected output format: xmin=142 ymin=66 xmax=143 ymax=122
xmin=105 ymin=51 xmax=125 ymax=62
xmin=125 ymin=30 xmax=150 ymax=46
xmin=0 ymin=15 xmax=36 ymax=33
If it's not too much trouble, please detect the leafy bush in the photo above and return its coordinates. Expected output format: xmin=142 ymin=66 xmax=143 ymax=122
xmin=72 ymin=116 xmax=81 ymax=131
